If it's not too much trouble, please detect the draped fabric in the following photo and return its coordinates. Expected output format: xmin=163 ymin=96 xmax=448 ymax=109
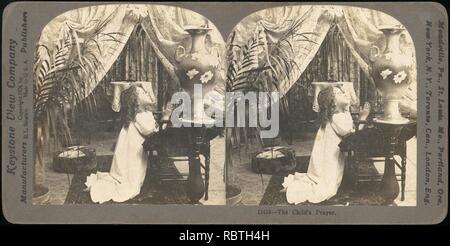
xmin=233 ymin=6 xmax=339 ymax=95
xmin=337 ymin=7 xmax=416 ymax=115
xmin=37 ymin=4 xmax=226 ymax=108
xmin=37 ymin=4 xmax=416 ymax=114
xmin=231 ymin=5 xmax=417 ymax=115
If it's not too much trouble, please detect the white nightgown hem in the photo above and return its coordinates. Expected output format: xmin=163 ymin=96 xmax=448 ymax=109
xmin=283 ymin=112 xmax=353 ymax=204
xmin=85 ymin=111 xmax=157 ymax=204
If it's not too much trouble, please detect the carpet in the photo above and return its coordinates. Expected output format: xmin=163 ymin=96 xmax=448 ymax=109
xmin=65 ymin=155 xmax=192 ymax=204
xmin=259 ymin=156 xmax=392 ymax=206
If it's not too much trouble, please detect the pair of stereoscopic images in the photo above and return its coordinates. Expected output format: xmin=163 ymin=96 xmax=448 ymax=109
xmin=33 ymin=4 xmax=417 ymax=207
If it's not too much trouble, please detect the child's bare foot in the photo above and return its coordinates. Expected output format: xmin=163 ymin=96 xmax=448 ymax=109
xmin=358 ymin=102 xmax=371 ymax=121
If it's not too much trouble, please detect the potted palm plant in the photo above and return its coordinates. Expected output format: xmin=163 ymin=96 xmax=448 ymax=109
xmin=225 ymin=18 xmax=317 ymax=205
xmin=33 ymin=11 xmax=122 ymax=204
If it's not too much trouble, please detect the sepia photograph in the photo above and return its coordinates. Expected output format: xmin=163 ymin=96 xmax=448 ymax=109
xmin=3 ymin=1 xmax=445 ymax=224
xmin=225 ymin=5 xmax=417 ymax=207
xmin=32 ymin=4 xmax=226 ymax=205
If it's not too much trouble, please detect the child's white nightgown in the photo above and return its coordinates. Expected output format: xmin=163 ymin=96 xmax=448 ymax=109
xmin=283 ymin=112 xmax=354 ymax=204
xmin=85 ymin=111 xmax=157 ymax=204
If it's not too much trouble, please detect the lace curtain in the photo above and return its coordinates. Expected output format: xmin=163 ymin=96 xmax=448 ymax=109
xmin=37 ymin=4 xmax=226 ymax=106
xmin=232 ymin=5 xmax=417 ymax=115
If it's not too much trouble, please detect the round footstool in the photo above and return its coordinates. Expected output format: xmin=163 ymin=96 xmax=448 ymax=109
xmin=53 ymin=146 xmax=97 ymax=174
xmin=251 ymin=146 xmax=296 ymax=175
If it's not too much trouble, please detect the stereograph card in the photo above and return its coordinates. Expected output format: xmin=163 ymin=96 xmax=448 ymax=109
xmin=1 ymin=1 xmax=448 ymax=224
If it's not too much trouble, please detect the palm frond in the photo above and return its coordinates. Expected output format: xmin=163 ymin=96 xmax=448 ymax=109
xmin=34 ymin=10 xmax=122 ymax=172
xmin=226 ymin=11 xmax=318 ymax=155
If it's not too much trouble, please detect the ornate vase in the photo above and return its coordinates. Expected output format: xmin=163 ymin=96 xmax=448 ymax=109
xmin=369 ymin=25 xmax=414 ymax=124
xmin=175 ymin=26 xmax=220 ymax=123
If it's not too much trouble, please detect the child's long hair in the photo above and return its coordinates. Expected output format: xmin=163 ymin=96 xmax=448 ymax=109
xmin=317 ymin=87 xmax=336 ymax=129
xmin=120 ymin=85 xmax=152 ymax=128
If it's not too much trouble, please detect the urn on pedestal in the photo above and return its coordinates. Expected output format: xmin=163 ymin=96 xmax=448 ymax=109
xmin=174 ymin=25 xmax=220 ymax=123
xmin=369 ymin=25 xmax=414 ymax=124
